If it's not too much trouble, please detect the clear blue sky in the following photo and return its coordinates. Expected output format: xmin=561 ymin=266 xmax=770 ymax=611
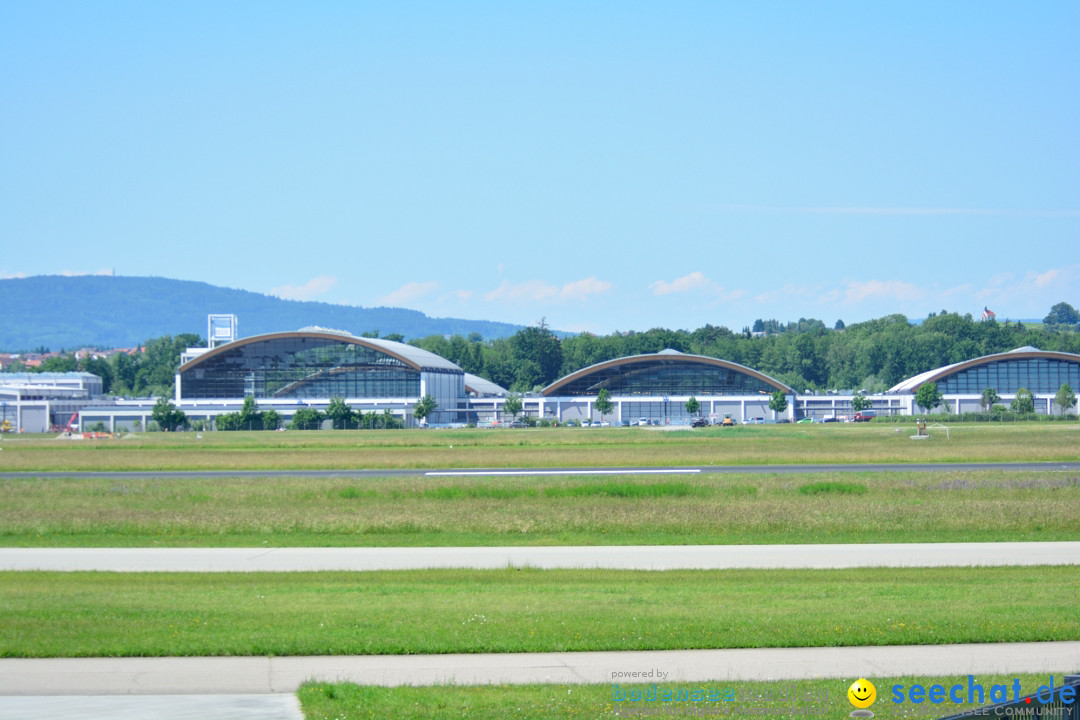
xmin=2 ymin=1 xmax=1077 ymax=334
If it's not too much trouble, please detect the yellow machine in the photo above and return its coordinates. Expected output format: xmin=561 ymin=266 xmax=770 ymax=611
xmin=0 ymin=419 xmax=12 ymax=433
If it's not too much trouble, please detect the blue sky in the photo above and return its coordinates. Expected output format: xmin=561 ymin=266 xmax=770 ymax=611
xmin=2 ymin=2 xmax=1077 ymax=334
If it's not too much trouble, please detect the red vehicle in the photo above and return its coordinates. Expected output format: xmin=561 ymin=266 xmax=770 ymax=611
xmin=853 ymin=411 xmax=877 ymax=422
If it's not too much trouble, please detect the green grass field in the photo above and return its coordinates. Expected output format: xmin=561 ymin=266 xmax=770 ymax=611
xmin=1 ymin=422 xmax=1078 ymax=471
xmin=1 ymin=567 xmax=1076 ymax=657
xmin=2 ymin=470 xmax=1077 ymax=546
xmin=299 ymin=673 xmax=1078 ymax=720
xmin=298 ymin=673 xmax=1079 ymax=720
xmin=4 ymin=423 xmax=1078 ymax=720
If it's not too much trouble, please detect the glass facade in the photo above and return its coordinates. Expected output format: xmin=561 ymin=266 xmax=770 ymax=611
xmin=551 ymin=359 xmax=777 ymax=396
xmin=180 ymin=336 xmax=422 ymax=400
xmin=936 ymin=357 xmax=1080 ymax=395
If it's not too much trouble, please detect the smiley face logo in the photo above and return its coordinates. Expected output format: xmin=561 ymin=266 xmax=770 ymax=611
xmin=848 ymin=678 xmax=877 ymax=709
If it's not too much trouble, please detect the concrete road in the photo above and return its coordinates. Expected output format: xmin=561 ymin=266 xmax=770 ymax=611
xmin=3 ymin=643 xmax=1079 ymax=695
xmin=0 ymin=695 xmax=304 ymax=720
xmin=1 ymin=461 xmax=1078 ymax=480
xmin=3 ymin=542 xmax=1079 ymax=572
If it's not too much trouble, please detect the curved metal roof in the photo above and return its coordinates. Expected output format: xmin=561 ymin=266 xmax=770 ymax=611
xmin=464 ymin=373 xmax=509 ymax=397
xmin=178 ymin=331 xmax=463 ymax=374
xmin=542 ymin=350 xmax=793 ymax=396
xmin=888 ymin=348 xmax=1080 ymax=393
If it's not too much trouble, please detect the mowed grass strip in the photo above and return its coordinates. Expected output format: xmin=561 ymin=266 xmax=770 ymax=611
xmin=1 ymin=567 xmax=1077 ymax=657
xmin=2 ymin=471 xmax=1077 ymax=546
xmin=1 ymin=423 xmax=1078 ymax=471
xmin=298 ymin=673 xmax=1075 ymax=720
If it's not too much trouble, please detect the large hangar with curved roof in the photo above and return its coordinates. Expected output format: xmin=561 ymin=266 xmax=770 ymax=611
xmin=889 ymin=347 xmax=1080 ymax=414
xmin=538 ymin=350 xmax=795 ymax=424
xmin=176 ymin=329 xmax=468 ymax=424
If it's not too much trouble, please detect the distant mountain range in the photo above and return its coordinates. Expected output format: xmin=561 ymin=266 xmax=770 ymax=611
xmin=0 ymin=275 xmax=526 ymax=351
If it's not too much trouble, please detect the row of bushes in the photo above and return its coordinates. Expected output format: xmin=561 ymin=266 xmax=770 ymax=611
xmin=885 ymin=411 xmax=1078 ymax=423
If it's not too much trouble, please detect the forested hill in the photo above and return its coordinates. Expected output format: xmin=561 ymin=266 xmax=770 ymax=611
xmin=0 ymin=275 xmax=525 ymax=350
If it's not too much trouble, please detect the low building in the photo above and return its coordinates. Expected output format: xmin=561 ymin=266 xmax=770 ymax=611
xmin=0 ymin=372 xmax=103 ymax=432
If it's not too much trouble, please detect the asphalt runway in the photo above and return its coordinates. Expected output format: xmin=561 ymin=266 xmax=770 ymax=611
xmin=1 ymin=460 xmax=1078 ymax=480
xmin=4 ymin=542 xmax=1079 ymax=572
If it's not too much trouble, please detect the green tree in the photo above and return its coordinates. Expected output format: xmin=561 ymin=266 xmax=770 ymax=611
xmin=684 ymin=395 xmax=700 ymax=416
xmin=503 ymin=393 xmax=523 ymax=421
xmin=1054 ymin=384 xmax=1077 ymax=416
xmin=509 ymin=320 xmax=563 ymax=389
xmin=261 ymin=409 xmax=281 ymax=431
xmin=133 ymin=334 xmax=204 ymax=397
xmin=595 ymin=388 xmax=615 ymax=419
xmin=325 ymin=397 xmax=354 ymax=429
xmin=768 ymin=390 xmax=788 ymax=415
xmin=215 ymin=413 xmax=241 ymax=431
xmin=151 ymin=397 xmax=186 ymax=431
xmin=111 ymin=352 xmax=137 ymax=395
xmin=850 ymin=394 xmax=871 ymax=412
xmin=38 ymin=354 xmax=78 ymax=373
xmin=289 ymin=408 xmax=324 ymax=430
xmin=413 ymin=394 xmax=438 ymax=424
xmin=914 ymin=382 xmax=943 ymax=413
xmin=1011 ymin=387 xmax=1035 ymax=414
xmin=238 ymin=396 xmax=262 ymax=430
xmin=1043 ymin=302 xmax=1080 ymax=326
xmin=980 ymin=388 xmax=1001 ymax=412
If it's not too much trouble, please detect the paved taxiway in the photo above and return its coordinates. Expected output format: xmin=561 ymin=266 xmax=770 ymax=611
xmin=4 ymin=541 xmax=1079 ymax=572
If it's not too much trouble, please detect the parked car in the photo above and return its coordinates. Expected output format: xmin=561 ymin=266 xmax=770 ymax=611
xmin=637 ymin=418 xmax=650 ymax=426
xmin=690 ymin=417 xmax=709 ymax=428
xmin=748 ymin=417 xmax=765 ymax=424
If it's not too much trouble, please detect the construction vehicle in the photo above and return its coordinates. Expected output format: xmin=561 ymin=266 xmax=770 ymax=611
xmin=0 ymin=419 xmax=12 ymax=433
